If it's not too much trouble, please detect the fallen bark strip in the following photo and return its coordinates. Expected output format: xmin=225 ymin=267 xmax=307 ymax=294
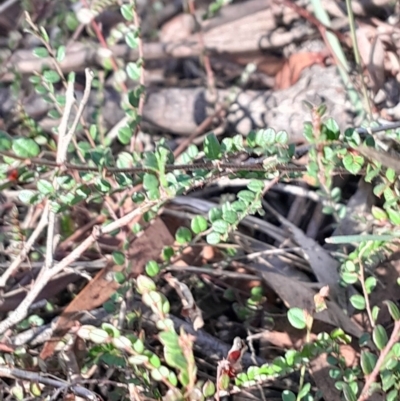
xmin=0 ymin=65 xmax=351 ymax=142
xmin=1 ymin=0 xmax=308 ymax=80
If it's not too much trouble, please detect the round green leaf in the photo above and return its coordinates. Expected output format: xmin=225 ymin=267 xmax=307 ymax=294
xmin=212 ymin=219 xmax=229 ymax=234
xmin=282 ymin=390 xmax=296 ymax=401
xmin=12 ymin=138 xmax=40 ymax=158
xmin=175 ymin=227 xmax=192 ymax=244
xmin=126 ymin=62 xmax=141 ymax=80
xmin=112 ymin=251 xmax=125 ymax=265
xmin=118 ymin=126 xmax=132 ymax=145
xmin=343 ymin=154 xmax=364 ymax=175
xmin=37 ymin=179 xmax=53 ymax=195
xmin=287 ymin=308 xmax=306 ymax=330
xmin=125 ymin=31 xmax=139 ymax=49
xmin=364 ymin=276 xmax=377 ymax=294
xmin=191 ymin=215 xmax=207 ymax=234
xmin=202 ymin=380 xmax=216 ymax=398
xmin=350 ymin=294 xmax=366 ymax=310
xmin=43 ymin=70 xmax=60 ymax=83
xmin=33 ymin=47 xmax=49 ymax=58
xmin=136 ymin=275 xmax=156 ymax=293
xmin=206 ymin=232 xmax=220 ymax=245
xmin=143 ymin=173 xmax=159 ymax=190
xmin=145 ymin=260 xmax=160 ymax=277
xmin=275 ymin=130 xmax=289 ymax=144
xmin=247 ymin=180 xmax=264 ymax=193
xmin=149 ymin=353 xmax=161 ymax=368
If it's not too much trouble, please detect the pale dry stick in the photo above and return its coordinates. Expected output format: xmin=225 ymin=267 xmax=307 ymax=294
xmin=0 ymin=203 xmax=49 ymax=288
xmin=46 ymin=69 xmax=93 ymax=270
xmin=62 ymin=69 xmax=94 ymax=154
xmin=0 ymin=364 xmax=97 ymax=400
xmin=0 ymin=196 xmax=167 ymax=334
xmin=357 ymin=319 xmax=400 ymax=401
xmin=44 ymin=74 xmax=76 ymax=271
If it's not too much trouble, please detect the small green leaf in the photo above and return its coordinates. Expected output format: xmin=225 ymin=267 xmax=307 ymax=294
xmin=118 ymin=126 xmax=132 ymax=145
xmin=18 ymin=190 xmax=35 ymax=204
xmin=364 ymin=276 xmax=377 ymax=294
xmin=384 ymin=300 xmax=400 ymax=321
xmin=56 ymin=45 xmax=66 ymax=62
xmin=145 ymin=260 xmax=160 ymax=277
xmin=219 ymin=373 xmax=230 ymax=390
xmin=37 ymin=179 xmax=53 ymax=195
xmin=175 ymin=227 xmax=192 ymax=244
xmin=149 ymin=353 xmax=161 ymax=368
xmin=143 ymin=173 xmax=159 ymax=190
xmin=237 ymin=190 xmax=255 ymax=203
xmin=386 ymin=389 xmax=398 ymax=401
xmin=204 ymin=133 xmax=221 ymax=160
xmin=373 ymin=325 xmax=388 ymax=351
xmin=287 ymin=308 xmax=306 ymax=330
xmin=202 ymin=380 xmax=216 ymax=398
xmin=343 ymin=154 xmax=364 ymax=174
xmin=209 ymin=207 xmax=222 ymax=222
xmin=350 ymin=294 xmax=366 ymax=310
xmin=126 ymin=62 xmax=141 ymax=80
xmin=322 ymin=118 xmax=340 ymax=140
xmin=159 ymin=331 xmax=179 ymax=349
xmin=372 ymin=305 xmax=380 ymax=322
xmin=136 ymin=275 xmax=156 ymax=293
xmin=0 ymin=130 xmax=12 ymax=150
xmin=371 ymin=206 xmax=387 ymax=221
xmin=360 ymin=351 xmax=377 ymax=375
xmin=247 ymin=180 xmax=264 ymax=193
xmin=386 ymin=208 xmax=400 ymax=225
xmin=206 ymin=232 xmax=220 ymax=245
xmin=112 ymin=251 xmax=125 ymax=265
xmin=212 ymin=219 xmax=229 ymax=234
xmin=222 ymin=210 xmax=237 ymax=224
xmin=33 ymin=47 xmax=49 ymax=58
xmin=120 ymin=4 xmax=134 ymax=20
xmin=43 ymin=70 xmax=60 ymax=83
xmin=275 ymin=130 xmax=289 ymax=144
xmin=191 ymin=215 xmax=207 ymax=234
xmin=12 ymin=138 xmax=40 ymax=158
xmin=125 ymin=31 xmax=139 ymax=49
xmin=342 ymin=382 xmax=357 ymax=401
xmin=298 ymin=382 xmax=311 ymax=399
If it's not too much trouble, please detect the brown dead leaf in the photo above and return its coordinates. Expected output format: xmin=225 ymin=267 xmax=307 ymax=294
xmin=40 ymin=218 xmax=173 ymax=360
xmin=274 ymin=52 xmax=327 ymax=90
